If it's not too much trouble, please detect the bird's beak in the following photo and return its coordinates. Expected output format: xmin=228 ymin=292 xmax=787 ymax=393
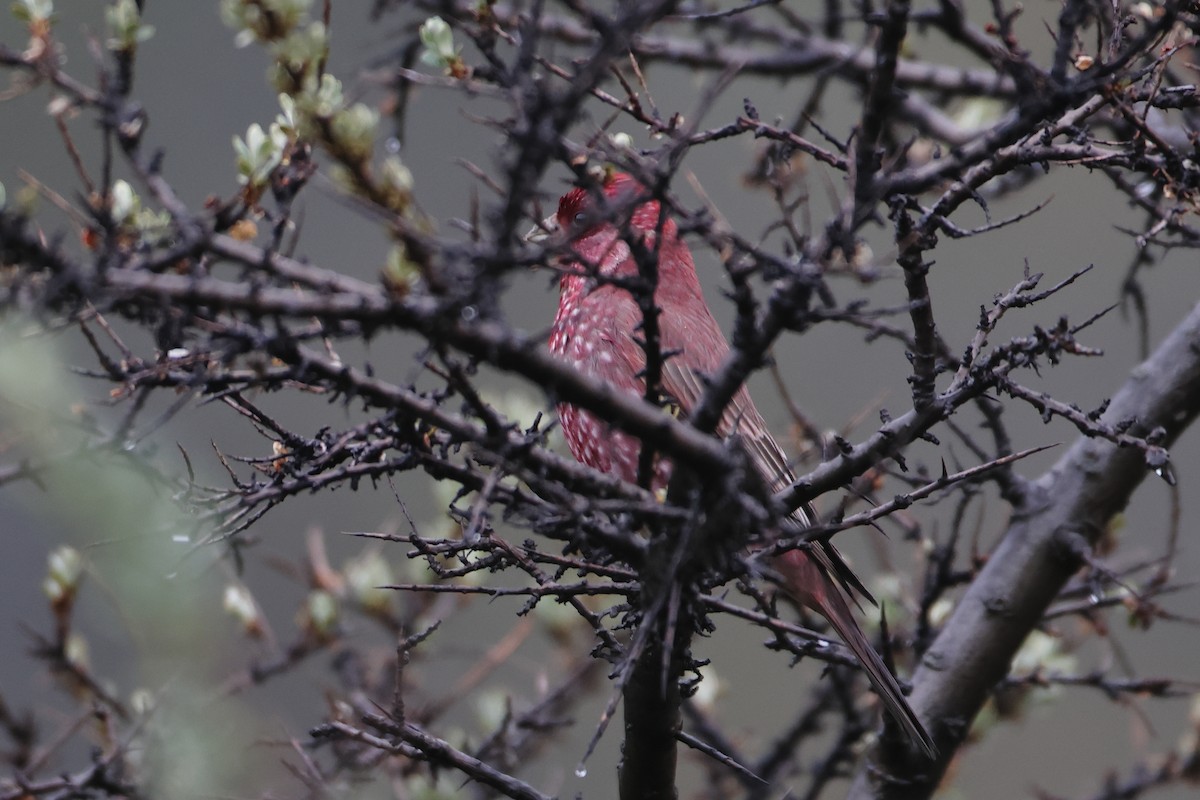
xmin=524 ymin=214 xmax=559 ymax=245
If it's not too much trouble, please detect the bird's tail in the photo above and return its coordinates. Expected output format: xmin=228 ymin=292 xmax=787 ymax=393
xmin=775 ymin=548 xmax=938 ymax=758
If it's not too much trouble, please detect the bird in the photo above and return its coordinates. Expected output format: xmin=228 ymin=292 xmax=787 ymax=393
xmin=543 ymin=170 xmax=936 ymax=758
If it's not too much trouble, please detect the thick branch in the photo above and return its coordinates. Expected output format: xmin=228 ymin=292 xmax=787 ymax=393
xmin=847 ymin=301 xmax=1200 ymax=799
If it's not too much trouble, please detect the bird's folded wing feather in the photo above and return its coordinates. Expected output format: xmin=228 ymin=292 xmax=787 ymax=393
xmin=608 ymin=297 xmax=873 ymax=603
xmin=659 ymin=357 xmax=876 ymax=607
xmin=661 ymin=361 xmax=798 ymax=501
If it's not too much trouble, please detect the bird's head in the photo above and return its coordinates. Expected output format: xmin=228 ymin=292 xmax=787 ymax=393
xmin=554 ymin=171 xmax=667 ymax=242
xmin=525 ymin=173 xmax=666 ymax=245
xmin=532 ymin=172 xmax=688 ymax=284
xmin=528 ymin=172 xmax=699 ymax=292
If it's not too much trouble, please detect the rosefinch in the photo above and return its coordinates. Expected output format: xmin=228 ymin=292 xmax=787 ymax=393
xmin=545 ymin=172 xmax=935 ymax=757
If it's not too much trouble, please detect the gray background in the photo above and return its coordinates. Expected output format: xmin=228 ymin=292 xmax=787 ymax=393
xmin=1 ymin=3 xmax=1197 ymax=798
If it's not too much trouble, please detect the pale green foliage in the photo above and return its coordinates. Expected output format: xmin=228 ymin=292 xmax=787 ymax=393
xmin=220 ymin=0 xmax=310 ymax=46
xmin=382 ymin=243 xmax=421 ymax=295
xmin=267 ymin=21 xmax=327 ymax=93
xmin=274 ymin=93 xmax=298 ymax=137
xmin=379 ymin=155 xmax=416 ymax=214
xmin=418 ymin=16 xmax=459 ymax=70
xmin=109 ymin=179 xmax=172 ymax=240
xmin=381 ymin=155 xmax=413 ymax=194
xmin=221 ymin=584 xmax=259 ymax=629
xmin=42 ymin=545 xmax=83 ymax=602
xmin=232 ymin=122 xmax=288 ymax=188
xmin=11 ymin=0 xmax=53 ymax=23
xmin=866 ymin=572 xmax=908 ymax=632
xmin=298 ymin=72 xmax=343 ymax=120
xmin=129 ymin=688 xmax=156 ymax=716
xmin=1011 ymin=630 xmax=1077 ymax=681
xmin=952 ymin=97 xmax=1006 ymax=132
xmin=105 ymin=0 xmax=154 ymax=51
xmin=63 ymin=632 xmax=88 ymax=669
xmin=343 ymin=549 xmax=395 ymax=614
xmin=609 ymin=131 xmax=634 ymax=150
xmin=0 ymin=323 xmax=263 ymax=797
xmin=304 ymin=589 xmax=339 ymax=635
xmin=927 ymin=597 xmax=954 ymax=627
xmin=691 ymin=665 xmax=722 ymax=712
xmin=473 ymin=689 xmax=510 ymax=733
xmin=288 ymin=73 xmax=386 ymax=168
xmin=220 ymin=5 xmax=406 ymax=212
xmin=110 ymin=178 xmax=136 ymax=222
xmin=329 ymin=102 xmax=379 ymax=162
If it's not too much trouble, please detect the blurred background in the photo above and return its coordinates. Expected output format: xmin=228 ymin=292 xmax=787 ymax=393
xmin=1 ymin=2 xmax=1197 ymax=799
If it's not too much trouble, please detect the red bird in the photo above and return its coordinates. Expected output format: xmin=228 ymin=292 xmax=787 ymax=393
xmin=546 ymin=171 xmax=935 ymax=757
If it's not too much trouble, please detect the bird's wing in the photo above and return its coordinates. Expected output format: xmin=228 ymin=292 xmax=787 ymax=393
xmin=661 ymin=357 xmax=875 ymax=604
xmin=661 ymin=360 xmax=797 ymax=499
xmin=650 ymin=303 xmax=800 ymax=509
xmin=617 ymin=293 xmax=867 ymax=598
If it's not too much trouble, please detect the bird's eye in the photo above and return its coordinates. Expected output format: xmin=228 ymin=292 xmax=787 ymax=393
xmin=567 ymin=210 xmax=593 ymax=234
